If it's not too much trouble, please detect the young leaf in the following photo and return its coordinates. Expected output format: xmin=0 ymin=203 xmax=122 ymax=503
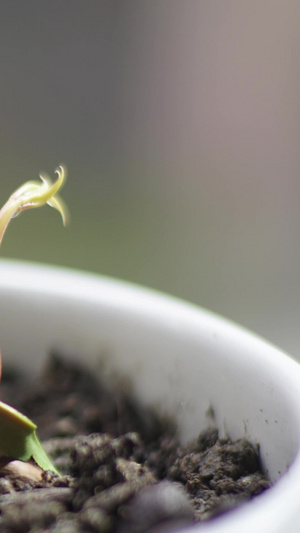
xmin=0 ymin=400 xmax=59 ymax=474
xmin=0 ymin=164 xmax=68 ymax=245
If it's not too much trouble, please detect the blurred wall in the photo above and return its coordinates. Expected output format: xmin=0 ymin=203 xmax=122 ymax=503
xmin=1 ymin=1 xmax=300 ymax=358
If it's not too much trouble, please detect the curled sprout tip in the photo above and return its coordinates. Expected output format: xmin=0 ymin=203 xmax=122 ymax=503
xmin=0 ymin=164 xmax=69 ymax=246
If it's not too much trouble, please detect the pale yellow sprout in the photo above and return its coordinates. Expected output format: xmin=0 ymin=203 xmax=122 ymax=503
xmin=0 ymin=164 xmax=69 ymax=246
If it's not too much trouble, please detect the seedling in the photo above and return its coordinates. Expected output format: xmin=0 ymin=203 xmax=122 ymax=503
xmin=0 ymin=164 xmax=69 ymax=475
xmin=0 ymin=164 xmax=68 ymax=245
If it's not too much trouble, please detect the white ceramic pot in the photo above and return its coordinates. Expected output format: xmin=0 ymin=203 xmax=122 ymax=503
xmin=0 ymin=259 xmax=300 ymax=532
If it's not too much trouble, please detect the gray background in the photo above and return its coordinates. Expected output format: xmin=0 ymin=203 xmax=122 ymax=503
xmin=1 ymin=1 xmax=300 ymax=359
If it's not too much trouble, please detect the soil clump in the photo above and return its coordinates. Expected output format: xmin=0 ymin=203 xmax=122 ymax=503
xmin=0 ymin=354 xmax=270 ymax=532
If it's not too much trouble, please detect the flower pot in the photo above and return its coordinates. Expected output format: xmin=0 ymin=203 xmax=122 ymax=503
xmin=0 ymin=259 xmax=300 ymax=532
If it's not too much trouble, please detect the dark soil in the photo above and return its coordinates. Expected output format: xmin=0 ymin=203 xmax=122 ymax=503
xmin=0 ymin=354 xmax=271 ymax=532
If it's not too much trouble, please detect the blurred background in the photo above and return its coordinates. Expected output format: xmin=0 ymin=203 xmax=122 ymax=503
xmin=1 ymin=1 xmax=300 ymax=358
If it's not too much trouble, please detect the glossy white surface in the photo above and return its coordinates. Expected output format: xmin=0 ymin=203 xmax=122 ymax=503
xmin=0 ymin=259 xmax=300 ymax=532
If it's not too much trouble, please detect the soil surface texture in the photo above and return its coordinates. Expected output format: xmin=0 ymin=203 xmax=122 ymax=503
xmin=0 ymin=354 xmax=271 ymax=532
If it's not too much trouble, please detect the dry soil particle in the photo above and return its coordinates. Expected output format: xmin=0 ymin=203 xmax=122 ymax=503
xmin=0 ymin=354 xmax=271 ymax=532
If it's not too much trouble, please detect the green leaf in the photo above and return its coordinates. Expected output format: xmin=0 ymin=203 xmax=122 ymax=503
xmin=0 ymin=401 xmax=59 ymax=475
